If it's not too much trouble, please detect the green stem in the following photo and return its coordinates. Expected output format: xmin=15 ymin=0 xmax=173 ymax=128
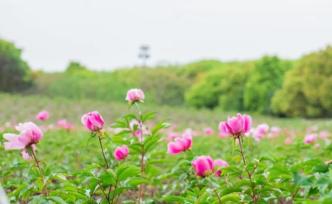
xmin=238 ymin=136 xmax=257 ymax=203
xmin=30 ymin=148 xmax=48 ymax=196
xmin=97 ymin=135 xmax=109 ymax=168
xmin=134 ymin=103 xmax=145 ymax=204
xmin=214 ymin=189 xmax=222 ymax=204
xmin=110 ymin=178 xmax=119 ymax=204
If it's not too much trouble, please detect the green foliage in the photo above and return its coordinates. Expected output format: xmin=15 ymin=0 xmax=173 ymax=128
xmin=0 ymin=39 xmax=32 ymax=92
xmin=244 ymin=56 xmax=292 ymax=114
xmin=36 ymin=66 xmax=190 ymax=106
xmin=271 ymin=46 xmax=332 ymax=117
xmin=185 ymin=62 xmax=253 ymax=110
xmin=178 ymin=60 xmax=224 ymax=81
xmin=65 ymin=61 xmax=89 ymax=73
xmin=115 ymin=68 xmax=190 ymax=105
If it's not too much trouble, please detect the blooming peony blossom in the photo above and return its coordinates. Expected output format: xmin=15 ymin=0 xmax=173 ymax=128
xmin=304 ymin=134 xmax=317 ymax=144
xmin=3 ymin=122 xmax=43 ymax=159
xmin=126 ymin=89 xmax=145 ymax=104
xmin=204 ymin=127 xmax=214 ymax=136
xmin=219 ymin=113 xmax=252 ymax=137
xmin=81 ymin=111 xmax=104 ymax=132
xmin=319 ymin=131 xmax=329 ymax=140
xmin=269 ymin=126 xmax=281 ymax=138
xmin=284 ymin=137 xmax=293 ymax=145
xmin=192 ymin=156 xmax=214 ymax=177
xmin=113 ymin=145 xmax=129 ymax=160
xmin=167 ymin=130 xmax=192 ymax=155
xmin=36 ymin=111 xmax=49 ymax=121
xmin=57 ymin=119 xmax=74 ymax=131
xmin=253 ymin=123 xmax=269 ymax=141
xmin=167 ymin=132 xmax=179 ymax=141
xmin=214 ymin=159 xmax=229 ymax=177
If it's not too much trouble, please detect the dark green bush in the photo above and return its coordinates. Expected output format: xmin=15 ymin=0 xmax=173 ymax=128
xmin=185 ymin=62 xmax=253 ymax=110
xmin=271 ymin=46 xmax=332 ymax=117
xmin=244 ymin=56 xmax=292 ymax=114
xmin=0 ymin=39 xmax=32 ymax=91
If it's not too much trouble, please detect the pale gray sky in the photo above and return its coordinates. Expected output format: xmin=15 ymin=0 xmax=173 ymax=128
xmin=0 ymin=0 xmax=331 ymax=71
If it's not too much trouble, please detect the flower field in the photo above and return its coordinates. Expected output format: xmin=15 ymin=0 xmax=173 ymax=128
xmin=1 ymin=91 xmax=332 ymax=203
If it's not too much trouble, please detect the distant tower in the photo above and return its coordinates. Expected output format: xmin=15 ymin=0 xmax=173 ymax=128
xmin=138 ymin=45 xmax=150 ymax=67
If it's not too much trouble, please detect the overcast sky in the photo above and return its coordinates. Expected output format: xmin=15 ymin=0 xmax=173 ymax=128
xmin=0 ymin=0 xmax=331 ymax=71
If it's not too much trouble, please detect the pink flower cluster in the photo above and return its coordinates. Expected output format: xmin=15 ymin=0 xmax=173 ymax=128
xmin=303 ymin=127 xmax=330 ymax=145
xmin=3 ymin=122 xmax=43 ymax=160
xmin=192 ymin=156 xmax=229 ymax=177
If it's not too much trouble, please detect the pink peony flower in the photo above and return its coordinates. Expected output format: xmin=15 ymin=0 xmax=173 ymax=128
xmin=167 ymin=130 xmax=192 ymax=155
xmin=192 ymin=156 xmax=214 ymax=177
xmin=319 ymin=131 xmax=329 ymax=140
xmin=219 ymin=113 xmax=251 ymax=137
xmin=214 ymin=159 xmax=229 ymax=177
xmin=21 ymin=149 xmax=32 ymax=160
xmin=126 ymin=89 xmax=145 ymax=104
xmin=167 ymin=132 xmax=179 ymax=141
xmin=57 ymin=119 xmax=74 ymax=131
xmin=269 ymin=126 xmax=281 ymax=138
xmin=219 ymin=131 xmax=229 ymax=138
xmin=304 ymin=134 xmax=317 ymax=144
xmin=3 ymin=122 xmax=43 ymax=159
xmin=81 ymin=111 xmax=104 ymax=132
xmin=253 ymin=123 xmax=269 ymax=141
xmin=36 ymin=111 xmax=49 ymax=121
xmin=113 ymin=145 xmax=129 ymax=160
xmin=284 ymin=137 xmax=293 ymax=145
xmin=129 ymin=119 xmax=150 ymax=140
xmin=204 ymin=127 xmax=214 ymax=135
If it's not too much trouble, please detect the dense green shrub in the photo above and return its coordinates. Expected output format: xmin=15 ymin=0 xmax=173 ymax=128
xmin=271 ymin=46 xmax=332 ymax=117
xmin=0 ymin=39 xmax=32 ymax=91
xmin=113 ymin=67 xmax=190 ymax=105
xmin=36 ymin=65 xmax=189 ymax=106
xmin=178 ymin=60 xmax=224 ymax=81
xmin=65 ymin=61 xmax=89 ymax=73
xmin=244 ymin=56 xmax=292 ymax=114
xmin=185 ymin=62 xmax=253 ymax=110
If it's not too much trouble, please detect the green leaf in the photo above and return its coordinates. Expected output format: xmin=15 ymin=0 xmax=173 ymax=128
xmin=100 ymin=169 xmax=116 ymax=186
xmin=141 ymin=112 xmax=156 ymax=122
xmin=144 ymin=135 xmax=161 ymax=152
xmin=162 ymin=195 xmax=186 ymax=203
xmin=220 ymin=192 xmax=240 ymax=202
xmin=116 ymin=164 xmax=140 ymax=181
xmin=152 ymin=122 xmax=170 ymax=135
xmin=48 ymin=196 xmax=67 ymax=204
xmin=126 ymin=177 xmax=149 ymax=187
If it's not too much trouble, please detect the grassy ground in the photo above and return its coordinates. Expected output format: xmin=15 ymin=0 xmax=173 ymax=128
xmin=1 ymin=93 xmax=331 ymax=131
